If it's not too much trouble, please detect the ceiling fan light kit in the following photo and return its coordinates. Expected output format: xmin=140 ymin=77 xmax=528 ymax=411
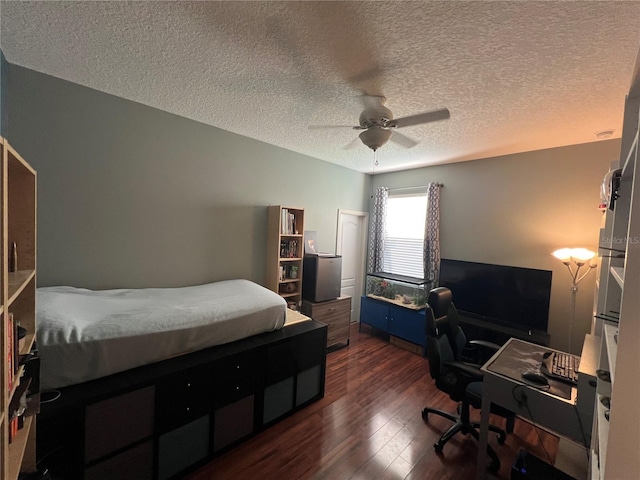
xmin=359 ymin=126 xmax=393 ymax=151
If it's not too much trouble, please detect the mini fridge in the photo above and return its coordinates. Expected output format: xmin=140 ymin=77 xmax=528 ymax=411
xmin=303 ymin=254 xmax=342 ymax=302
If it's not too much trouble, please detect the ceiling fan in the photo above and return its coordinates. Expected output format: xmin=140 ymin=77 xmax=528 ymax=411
xmin=312 ymin=96 xmax=450 ymax=151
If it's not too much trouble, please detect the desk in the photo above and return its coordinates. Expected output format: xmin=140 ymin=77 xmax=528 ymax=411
xmin=475 ymin=337 xmax=597 ymax=480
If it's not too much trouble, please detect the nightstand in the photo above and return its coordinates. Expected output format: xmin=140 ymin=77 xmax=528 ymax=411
xmin=301 ymin=296 xmax=351 ymax=350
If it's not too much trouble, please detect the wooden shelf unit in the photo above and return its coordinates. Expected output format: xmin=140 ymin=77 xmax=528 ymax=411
xmin=1 ymin=137 xmax=38 ymax=480
xmin=266 ymin=206 xmax=305 ymax=309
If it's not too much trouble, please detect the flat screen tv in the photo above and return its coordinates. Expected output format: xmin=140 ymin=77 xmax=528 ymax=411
xmin=438 ymin=259 xmax=552 ymax=333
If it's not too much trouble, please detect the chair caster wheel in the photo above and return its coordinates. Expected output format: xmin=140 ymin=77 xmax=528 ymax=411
xmin=488 ymin=459 xmax=500 ymax=473
xmin=434 ymin=442 xmax=443 ymax=453
xmin=497 ymin=433 xmax=506 ymax=445
xmin=421 ymin=409 xmax=429 ymax=420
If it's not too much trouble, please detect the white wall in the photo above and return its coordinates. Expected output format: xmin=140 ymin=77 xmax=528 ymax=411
xmin=373 ymin=140 xmax=619 ymax=353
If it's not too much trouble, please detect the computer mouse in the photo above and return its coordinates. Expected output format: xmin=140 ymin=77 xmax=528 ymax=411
xmin=521 ymin=371 xmax=549 ymax=386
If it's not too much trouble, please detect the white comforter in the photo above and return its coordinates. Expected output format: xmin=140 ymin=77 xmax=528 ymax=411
xmin=36 ymin=279 xmax=287 ymax=390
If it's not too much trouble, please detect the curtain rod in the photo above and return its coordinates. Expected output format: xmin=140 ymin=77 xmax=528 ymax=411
xmin=388 ymin=183 xmax=444 ymax=191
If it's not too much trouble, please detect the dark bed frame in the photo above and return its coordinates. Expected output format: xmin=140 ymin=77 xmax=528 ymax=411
xmin=37 ymin=319 xmax=328 ymax=480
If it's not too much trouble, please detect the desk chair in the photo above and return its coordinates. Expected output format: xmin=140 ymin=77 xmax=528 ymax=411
xmin=422 ymin=287 xmax=512 ymax=472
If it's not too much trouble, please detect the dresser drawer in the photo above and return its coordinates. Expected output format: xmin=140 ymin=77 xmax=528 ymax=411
xmin=327 ymin=324 xmax=350 ymax=347
xmin=323 ymin=312 xmax=350 ymax=330
xmin=303 ymin=296 xmax=351 ymax=321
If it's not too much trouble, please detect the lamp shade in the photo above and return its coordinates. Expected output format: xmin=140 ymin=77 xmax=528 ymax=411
xmin=571 ymin=248 xmax=596 ymax=262
xmin=552 ymin=248 xmax=574 ymax=262
xmin=552 ymin=247 xmax=596 ymax=263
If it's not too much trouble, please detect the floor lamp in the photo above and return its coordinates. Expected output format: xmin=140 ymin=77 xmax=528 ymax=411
xmin=552 ymin=248 xmax=597 ymax=353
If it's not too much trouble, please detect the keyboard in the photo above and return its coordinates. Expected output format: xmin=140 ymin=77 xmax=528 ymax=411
xmin=541 ymin=351 xmax=580 ymax=385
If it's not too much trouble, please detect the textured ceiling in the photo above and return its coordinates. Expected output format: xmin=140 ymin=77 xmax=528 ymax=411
xmin=2 ymin=1 xmax=640 ymax=173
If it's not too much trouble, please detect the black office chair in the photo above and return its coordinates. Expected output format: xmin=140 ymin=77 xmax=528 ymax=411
xmin=422 ymin=287 xmax=513 ymax=472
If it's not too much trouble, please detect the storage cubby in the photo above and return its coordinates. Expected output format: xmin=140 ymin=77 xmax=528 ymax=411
xmin=37 ymin=319 xmax=328 ymax=479
xmin=213 ymin=396 xmax=254 ymax=452
xmin=158 ymin=415 xmax=210 ymax=480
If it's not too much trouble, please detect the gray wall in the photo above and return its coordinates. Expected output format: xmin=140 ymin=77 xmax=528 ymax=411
xmin=7 ymin=65 xmax=368 ymax=289
xmin=373 ymin=140 xmax=618 ymax=353
xmin=7 ymin=62 xmax=617 ymax=353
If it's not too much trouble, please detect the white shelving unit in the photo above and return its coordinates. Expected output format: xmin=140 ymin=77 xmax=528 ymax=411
xmin=590 ymin=48 xmax=640 ymax=480
xmin=608 ymin=267 xmax=624 ymax=288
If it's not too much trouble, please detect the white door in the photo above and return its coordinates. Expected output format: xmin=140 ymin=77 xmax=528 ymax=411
xmin=336 ymin=209 xmax=368 ymax=323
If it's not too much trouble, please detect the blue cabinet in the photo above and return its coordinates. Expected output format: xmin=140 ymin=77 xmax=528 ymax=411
xmin=360 ymin=295 xmax=390 ymax=331
xmin=360 ymin=296 xmax=427 ymax=352
xmin=389 ymin=305 xmax=427 ymax=347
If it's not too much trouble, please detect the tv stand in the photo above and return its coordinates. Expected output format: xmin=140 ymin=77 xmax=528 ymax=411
xmin=458 ymin=314 xmax=550 ymax=347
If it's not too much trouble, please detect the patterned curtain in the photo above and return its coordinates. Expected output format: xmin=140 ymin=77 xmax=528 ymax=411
xmin=423 ymin=183 xmax=442 ymax=290
xmin=368 ymin=187 xmax=388 ymax=274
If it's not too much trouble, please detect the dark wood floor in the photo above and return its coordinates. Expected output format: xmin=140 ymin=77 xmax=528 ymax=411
xmin=185 ymin=324 xmax=558 ymax=480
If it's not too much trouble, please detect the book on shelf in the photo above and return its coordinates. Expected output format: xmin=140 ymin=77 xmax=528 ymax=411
xmin=8 ymin=312 xmax=24 ymax=374
xmin=280 ymin=208 xmax=288 ymax=234
xmin=280 ymin=239 xmax=299 ymax=258
xmin=9 ymin=416 xmax=19 ymax=443
xmin=14 ymin=318 xmax=21 ymax=372
xmin=7 ymin=313 xmax=13 ymax=390
xmin=280 ymin=208 xmax=297 ymax=235
xmin=7 ymin=312 xmax=21 ymax=389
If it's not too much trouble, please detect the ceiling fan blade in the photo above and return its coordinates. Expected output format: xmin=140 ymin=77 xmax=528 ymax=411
xmin=342 ymin=136 xmax=362 ymax=150
xmin=393 ymin=108 xmax=450 ymax=128
xmin=308 ymin=125 xmax=358 ymax=129
xmin=389 ymin=131 xmax=418 ymax=149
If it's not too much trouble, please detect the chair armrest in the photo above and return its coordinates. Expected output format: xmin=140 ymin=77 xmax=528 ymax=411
xmin=468 ymin=339 xmax=501 ymax=352
xmin=442 ymin=360 xmax=484 ymax=382
xmin=464 ymin=340 xmax=502 ymax=364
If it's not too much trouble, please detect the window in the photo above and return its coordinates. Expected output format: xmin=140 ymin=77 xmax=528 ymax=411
xmin=383 ymin=193 xmax=427 ymax=278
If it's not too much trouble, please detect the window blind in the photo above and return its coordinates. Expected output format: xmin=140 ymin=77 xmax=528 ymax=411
xmin=383 ymin=194 xmax=427 ymax=279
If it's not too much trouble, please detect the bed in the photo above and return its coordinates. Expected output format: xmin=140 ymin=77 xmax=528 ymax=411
xmin=36 ymin=279 xmax=327 ymax=479
xmin=36 ymin=279 xmax=287 ymax=390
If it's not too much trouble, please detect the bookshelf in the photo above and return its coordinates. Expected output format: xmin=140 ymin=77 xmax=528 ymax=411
xmin=590 ymin=51 xmax=639 ymax=480
xmin=1 ymin=137 xmax=38 ymax=480
xmin=266 ymin=206 xmax=304 ymax=309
